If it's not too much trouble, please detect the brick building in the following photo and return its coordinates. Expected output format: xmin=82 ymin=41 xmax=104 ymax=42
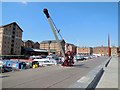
xmin=0 ymin=22 xmax=23 ymax=55
xmin=93 ymin=46 xmax=108 ymax=56
xmin=33 ymin=42 xmax=40 ymax=49
xmin=77 ymin=47 xmax=93 ymax=55
xmin=111 ymin=46 xmax=119 ymax=56
xmin=40 ymin=40 xmax=65 ymax=55
xmin=22 ymin=40 xmax=40 ymax=49
xmin=118 ymin=46 xmax=120 ymax=56
xmin=23 ymin=40 xmax=34 ymax=48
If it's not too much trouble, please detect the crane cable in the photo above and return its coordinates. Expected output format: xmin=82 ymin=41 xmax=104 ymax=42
xmin=50 ymin=16 xmax=64 ymax=40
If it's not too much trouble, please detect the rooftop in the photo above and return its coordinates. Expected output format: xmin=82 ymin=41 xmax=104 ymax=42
xmin=40 ymin=39 xmax=65 ymax=44
xmin=25 ymin=48 xmax=48 ymax=52
xmin=66 ymin=43 xmax=76 ymax=46
xmin=0 ymin=22 xmax=23 ymax=32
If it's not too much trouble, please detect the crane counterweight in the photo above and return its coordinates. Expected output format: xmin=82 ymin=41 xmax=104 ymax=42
xmin=43 ymin=8 xmax=50 ymax=18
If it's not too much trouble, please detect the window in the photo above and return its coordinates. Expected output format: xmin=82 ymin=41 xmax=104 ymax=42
xmin=13 ymin=24 xmax=16 ymax=28
xmin=11 ymin=44 xmax=14 ymax=47
xmin=11 ymin=48 xmax=14 ymax=54
xmin=12 ymin=36 xmax=15 ymax=38
xmin=13 ymin=27 xmax=15 ymax=30
xmin=12 ymin=31 xmax=15 ymax=34
xmin=11 ymin=40 xmax=14 ymax=43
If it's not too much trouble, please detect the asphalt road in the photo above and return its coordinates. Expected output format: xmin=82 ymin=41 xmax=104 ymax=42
xmin=2 ymin=56 xmax=108 ymax=88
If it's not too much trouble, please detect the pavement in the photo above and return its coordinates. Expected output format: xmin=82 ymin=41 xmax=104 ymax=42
xmin=2 ymin=56 xmax=108 ymax=88
xmin=96 ymin=56 xmax=118 ymax=89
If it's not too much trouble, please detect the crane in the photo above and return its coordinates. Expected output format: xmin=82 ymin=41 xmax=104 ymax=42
xmin=43 ymin=8 xmax=74 ymax=66
xmin=43 ymin=8 xmax=66 ymax=59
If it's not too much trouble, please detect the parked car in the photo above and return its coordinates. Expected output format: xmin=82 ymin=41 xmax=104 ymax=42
xmin=42 ymin=60 xmax=57 ymax=66
xmin=0 ymin=60 xmax=12 ymax=73
xmin=89 ymin=55 xmax=96 ymax=58
xmin=0 ymin=60 xmax=3 ymax=73
xmin=84 ymin=55 xmax=92 ymax=59
xmin=74 ymin=55 xmax=86 ymax=61
xmin=32 ymin=56 xmax=57 ymax=66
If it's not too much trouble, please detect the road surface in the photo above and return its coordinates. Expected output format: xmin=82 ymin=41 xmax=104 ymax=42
xmin=2 ymin=56 xmax=108 ymax=88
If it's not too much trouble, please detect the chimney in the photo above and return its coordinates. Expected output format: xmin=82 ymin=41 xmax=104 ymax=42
xmin=108 ymin=34 xmax=111 ymax=57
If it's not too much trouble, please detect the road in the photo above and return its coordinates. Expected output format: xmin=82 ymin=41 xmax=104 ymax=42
xmin=2 ymin=56 xmax=108 ymax=88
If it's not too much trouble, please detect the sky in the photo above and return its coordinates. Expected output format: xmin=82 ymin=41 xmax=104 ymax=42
xmin=1 ymin=2 xmax=118 ymax=47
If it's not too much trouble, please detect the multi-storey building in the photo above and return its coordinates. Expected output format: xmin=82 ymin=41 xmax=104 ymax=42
xmin=33 ymin=42 xmax=40 ymax=49
xmin=22 ymin=40 xmax=40 ymax=49
xmin=23 ymin=40 xmax=34 ymax=48
xmin=93 ymin=46 xmax=108 ymax=56
xmin=0 ymin=22 xmax=23 ymax=55
xmin=118 ymin=46 xmax=120 ymax=57
xmin=21 ymin=40 xmax=24 ymax=47
xmin=21 ymin=40 xmax=48 ymax=55
xmin=111 ymin=46 xmax=119 ymax=56
xmin=40 ymin=40 xmax=65 ymax=55
xmin=77 ymin=47 xmax=93 ymax=55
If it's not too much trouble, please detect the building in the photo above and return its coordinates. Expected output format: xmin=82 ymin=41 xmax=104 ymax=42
xmin=40 ymin=40 xmax=65 ymax=55
xmin=33 ymin=42 xmax=40 ymax=49
xmin=22 ymin=40 xmax=40 ymax=49
xmin=111 ymin=46 xmax=119 ymax=56
xmin=23 ymin=40 xmax=34 ymax=48
xmin=65 ymin=43 xmax=77 ymax=54
xmin=93 ymin=46 xmax=108 ymax=56
xmin=21 ymin=48 xmax=48 ymax=56
xmin=21 ymin=40 xmax=47 ymax=55
xmin=0 ymin=22 xmax=23 ymax=55
xmin=118 ymin=46 xmax=120 ymax=57
xmin=77 ymin=47 xmax=93 ymax=55
xmin=21 ymin=40 xmax=24 ymax=47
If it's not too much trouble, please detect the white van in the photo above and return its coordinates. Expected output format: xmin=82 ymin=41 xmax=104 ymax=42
xmin=31 ymin=56 xmax=57 ymax=66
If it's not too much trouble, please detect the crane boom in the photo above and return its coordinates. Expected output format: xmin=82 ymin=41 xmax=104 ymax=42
xmin=43 ymin=8 xmax=65 ymax=59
